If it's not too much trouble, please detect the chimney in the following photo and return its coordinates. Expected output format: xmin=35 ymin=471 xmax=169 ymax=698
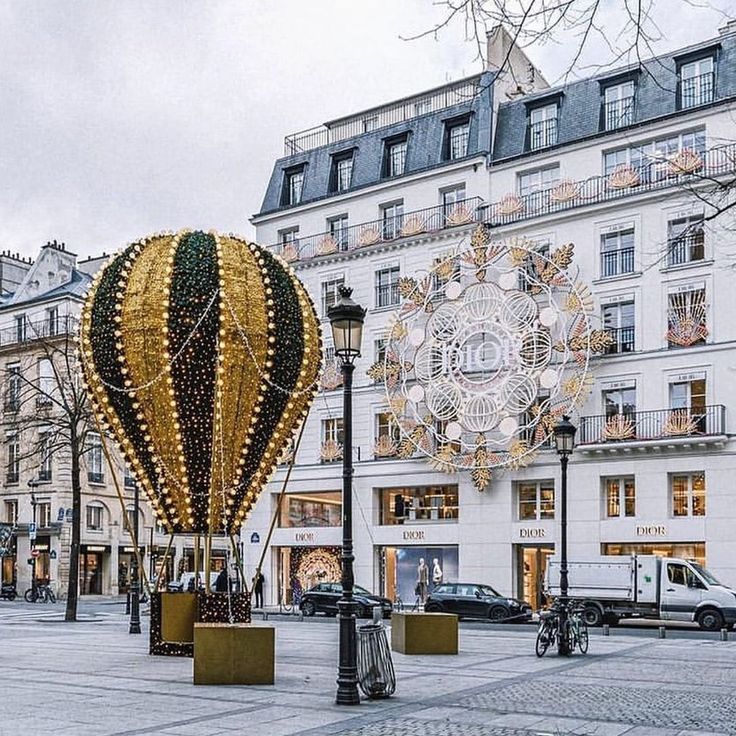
xmin=719 ymin=19 xmax=736 ymax=36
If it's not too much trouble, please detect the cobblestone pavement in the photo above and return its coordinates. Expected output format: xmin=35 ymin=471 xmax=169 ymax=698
xmin=0 ymin=608 xmax=734 ymax=736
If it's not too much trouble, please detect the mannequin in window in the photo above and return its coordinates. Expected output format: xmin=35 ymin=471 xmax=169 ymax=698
xmin=416 ymin=558 xmax=429 ymax=602
xmin=393 ymin=494 xmax=405 ymax=524
xmin=432 ymin=558 xmax=443 ymax=589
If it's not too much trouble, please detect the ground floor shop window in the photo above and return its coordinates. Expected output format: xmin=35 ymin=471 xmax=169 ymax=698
xmin=379 ymin=545 xmax=458 ymax=605
xmin=516 ymin=544 xmax=554 ymax=611
xmin=278 ymin=491 xmax=341 ymax=527
xmin=601 ymin=542 xmax=705 ymax=567
xmin=277 ymin=546 xmax=341 ymax=605
xmin=379 ymin=485 xmax=459 ymax=525
xmin=80 ymin=550 xmax=104 ymax=594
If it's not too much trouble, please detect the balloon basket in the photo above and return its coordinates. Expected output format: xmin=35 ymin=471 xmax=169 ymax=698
xmin=150 ymin=591 xmax=251 ymax=657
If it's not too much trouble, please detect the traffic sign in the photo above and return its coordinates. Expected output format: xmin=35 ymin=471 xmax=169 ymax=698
xmin=29 ymin=522 xmax=37 ymax=541
xmin=31 ymin=549 xmax=39 ymax=558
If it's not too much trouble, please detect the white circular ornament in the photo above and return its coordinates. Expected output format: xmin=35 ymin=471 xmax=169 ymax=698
xmin=409 ymin=328 xmax=425 ymax=347
xmin=445 ymin=281 xmax=462 ymax=300
xmin=499 ymin=416 xmax=518 ymax=436
xmin=539 ymin=307 xmax=558 ymax=327
xmin=540 ymin=368 xmax=558 ymax=389
xmin=498 ymin=271 xmax=517 ymax=290
xmin=408 ymin=384 xmax=425 ymax=402
xmin=445 ymin=421 xmax=462 ymax=440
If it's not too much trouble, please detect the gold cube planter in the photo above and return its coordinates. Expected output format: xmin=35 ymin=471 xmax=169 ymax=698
xmin=193 ymin=623 xmax=275 ymax=685
xmin=390 ymin=612 xmax=458 ymax=655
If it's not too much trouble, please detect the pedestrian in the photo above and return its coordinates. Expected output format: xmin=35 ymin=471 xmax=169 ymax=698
xmin=215 ymin=567 xmax=229 ymax=593
xmin=254 ymin=570 xmax=265 ymax=609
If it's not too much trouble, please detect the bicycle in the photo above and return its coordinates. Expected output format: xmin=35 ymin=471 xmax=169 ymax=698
xmin=535 ymin=600 xmax=588 ymax=657
xmin=24 ymin=584 xmax=56 ymax=604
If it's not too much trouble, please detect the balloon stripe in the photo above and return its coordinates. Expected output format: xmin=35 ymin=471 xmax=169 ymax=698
xmin=81 ymin=243 xmax=168 ymax=528
xmin=168 ymin=231 xmax=220 ymax=533
xmin=212 ymin=236 xmax=269 ymax=529
xmin=121 ymin=234 xmax=188 ymax=531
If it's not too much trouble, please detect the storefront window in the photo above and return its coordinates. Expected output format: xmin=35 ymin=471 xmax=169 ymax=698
xmin=277 ymin=546 xmax=342 ymax=604
xmin=380 ymin=545 xmax=458 ymax=604
xmin=605 ymin=477 xmax=636 ymax=517
xmin=278 ymin=491 xmax=341 ymax=527
xmin=671 ymin=472 xmax=705 ymax=516
xmin=378 ymin=485 xmax=459 ymax=525
xmin=517 ymin=481 xmax=554 ymax=520
xmin=602 ymin=542 xmax=705 ymax=567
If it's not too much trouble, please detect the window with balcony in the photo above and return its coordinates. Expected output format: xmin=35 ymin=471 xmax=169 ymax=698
xmin=518 ymin=165 xmax=560 ymax=212
xmin=519 ymin=393 xmax=552 ymax=447
xmin=38 ymin=358 xmax=54 ymax=404
xmin=600 ymin=228 xmax=635 ymax=278
xmin=15 ymin=315 xmax=26 ymax=344
xmin=279 ymin=491 xmax=342 ymax=527
xmin=86 ymin=504 xmax=104 ymax=531
xmin=375 ymin=265 xmax=400 ymax=309
xmin=330 ymin=152 xmax=354 ymax=193
xmin=6 ymin=432 xmax=19 ymax=484
xmin=379 ymin=485 xmax=459 ymax=524
xmin=527 ymin=103 xmax=558 ymax=150
xmin=445 ymin=119 xmax=470 ymax=160
xmin=124 ymin=466 xmax=135 ymax=489
xmin=603 ymin=386 xmax=636 ymax=417
xmin=282 ymin=166 xmax=305 ymax=206
xmin=678 ymin=57 xmax=714 ymax=109
xmin=4 ymin=499 xmax=17 ymax=524
xmin=320 ymin=417 xmax=344 ymax=462
xmin=667 ymin=215 xmax=704 ymax=266
xmin=320 ymin=277 xmax=344 ymax=317
xmin=6 ymin=363 xmax=21 ymax=412
xmin=518 ymin=240 xmax=550 ymax=293
xmin=671 ymin=472 xmax=705 ymax=516
xmin=37 ymin=502 xmax=51 ymax=528
xmin=374 ymin=412 xmax=400 ymax=456
xmin=667 ymin=287 xmax=707 ymax=348
xmin=87 ymin=434 xmax=104 ymax=484
xmin=441 ymin=184 xmax=467 ymax=217
xmin=373 ymin=338 xmax=387 ymax=383
xmin=38 ymin=428 xmax=52 ymax=481
xmin=603 ymin=129 xmax=705 ymax=182
xmin=602 ymin=80 xmax=635 ymax=130
xmin=604 ymin=477 xmax=636 ymax=518
xmin=328 ymin=214 xmax=349 ymax=250
xmin=384 ymin=136 xmax=408 ymax=177
xmin=380 ymin=201 xmax=404 ymax=240
xmin=518 ymin=481 xmax=555 ymax=520
xmin=278 ymin=227 xmax=299 ymax=256
xmin=669 ymin=376 xmax=707 ymax=433
xmin=45 ymin=307 xmax=59 ymax=337
xmin=602 ymin=301 xmax=635 ymax=354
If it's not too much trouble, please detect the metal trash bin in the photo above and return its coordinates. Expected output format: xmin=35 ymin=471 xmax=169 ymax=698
xmin=357 ymin=621 xmax=396 ymax=699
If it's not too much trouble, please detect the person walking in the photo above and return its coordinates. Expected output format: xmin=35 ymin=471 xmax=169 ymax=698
xmin=215 ymin=567 xmax=229 ymax=593
xmin=254 ymin=571 xmax=265 ymax=609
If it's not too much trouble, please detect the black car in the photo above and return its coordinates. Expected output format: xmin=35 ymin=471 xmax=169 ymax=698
xmin=299 ymin=582 xmax=393 ymax=618
xmin=425 ymin=582 xmax=531 ymax=622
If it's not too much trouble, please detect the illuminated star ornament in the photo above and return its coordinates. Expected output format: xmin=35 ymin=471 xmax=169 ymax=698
xmin=371 ymin=226 xmax=611 ymax=491
xmin=78 ymin=230 xmax=321 ymax=535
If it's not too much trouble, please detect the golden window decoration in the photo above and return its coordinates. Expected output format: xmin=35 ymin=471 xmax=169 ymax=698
xmin=319 ymin=439 xmax=343 ymax=462
xmin=446 ymin=203 xmax=474 ymax=226
xmin=316 ymin=235 xmax=338 ymax=256
xmin=663 ymin=410 xmax=699 ymax=437
xmin=357 ymin=227 xmax=381 ymax=247
xmin=668 ymin=148 xmax=704 ymax=176
xmin=603 ymin=415 xmax=636 ymax=441
xmin=399 ymin=215 xmax=427 ymax=237
xmin=607 ymin=164 xmax=640 ymax=189
xmin=497 ymin=194 xmax=524 ymax=216
xmin=549 ymin=179 xmax=581 ymax=203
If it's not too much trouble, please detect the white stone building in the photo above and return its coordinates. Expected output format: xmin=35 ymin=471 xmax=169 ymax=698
xmin=243 ymin=24 xmax=736 ymax=612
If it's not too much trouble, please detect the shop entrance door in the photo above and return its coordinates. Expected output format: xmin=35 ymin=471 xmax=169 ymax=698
xmin=516 ymin=545 xmax=554 ymax=611
xmin=81 ymin=552 xmax=103 ymax=595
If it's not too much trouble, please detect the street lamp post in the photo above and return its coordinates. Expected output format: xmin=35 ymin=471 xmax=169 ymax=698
xmin=328 ymin=286 xmax=366 ymax=706
xmin=553 ymin=415 xmax=577 ymax=656
xmin=129 ymin=481 xmax=141 ymax=634
xmin=28 ymin=480 xmax=38 ymax=600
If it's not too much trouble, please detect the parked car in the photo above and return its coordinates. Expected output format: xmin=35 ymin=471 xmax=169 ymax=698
xmin=167 ymin=571 xmax=220 ymax=592
xmin=425 ymin=583 xmax=532 ymax=622
xmin=299 ymin=582 xmax=393 ymax=618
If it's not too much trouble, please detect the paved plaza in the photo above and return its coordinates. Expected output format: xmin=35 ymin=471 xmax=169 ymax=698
xmin=1 ymin=606 xmax=735 ymax=736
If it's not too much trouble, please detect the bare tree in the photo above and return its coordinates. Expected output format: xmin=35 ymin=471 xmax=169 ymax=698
xmin=3 ymin=314 xmax=94 ymax=621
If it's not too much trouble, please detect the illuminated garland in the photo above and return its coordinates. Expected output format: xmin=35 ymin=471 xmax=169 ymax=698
xmin=79 ymin=230 xmax=321 ymax=535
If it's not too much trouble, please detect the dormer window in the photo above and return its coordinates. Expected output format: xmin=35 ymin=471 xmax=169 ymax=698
xmin=527 ymin=103 xmax=558 ymax=150
xmin=602 ymin=80 xmax=635 ymax=130
xmin=678 ymin=56 xmax=715 ymax=109
xmin=282 ymin=165 xmax=305 ymax=206
xmin=330 ymin=152 xmax=354 ymax=193
xmin=384 ymin=135 xmax=408 ymax=178
xmin=444 ymin=117 xmax=470 ymax=160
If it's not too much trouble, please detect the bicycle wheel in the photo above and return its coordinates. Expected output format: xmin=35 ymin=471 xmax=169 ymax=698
xmin=24 ymin=588 xmax=36 ymax=603
xmin=558 ymin=618 xmax=573 ymax=655
xmin=47 ymin=589 xmax=56 ymax=604
xmin=577 ymin=620 xmax=589 ymax=654
xmin=535 ymin=621 xmax=552 ymax=657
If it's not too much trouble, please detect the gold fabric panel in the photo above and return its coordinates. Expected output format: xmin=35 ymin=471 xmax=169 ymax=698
xmin=210 ymin=236 xmax=268 ymax=530
xmin=121 ymin=235 xmax=188 ymax=518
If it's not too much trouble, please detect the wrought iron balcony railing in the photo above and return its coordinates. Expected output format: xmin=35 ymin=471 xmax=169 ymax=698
xmin=601 ymin=247 xmax=635 ymax=278
xmin=270 ymin=143 xmax=736 ymax=264
xmin=667 ymin=231 xmax=705 ymax=266
xmin=601 ymin=97 xmax=635 ymax=131
xmin=578 ymin=405 xmax=725 ymax=445
xmin=679 ymin=73 xmax=715 ymax=109
xmin=528 ymin=118 xmax=558 ymax=150
xmin=0 ymin=315 xmax=77 ymax=348
xmin=604 ymin=326 xmax=635 ymax=354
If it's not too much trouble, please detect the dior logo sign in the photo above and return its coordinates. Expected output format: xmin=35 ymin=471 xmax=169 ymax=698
xmin=636 ymin=525 xmax=667 ymax=537
xmin=295 ymin=532 xmax=316 ymax=543
xmin=403 ymin=530 xmax=425 ymax=541
xmin=519 ymin=528 xmax=546 ymax=538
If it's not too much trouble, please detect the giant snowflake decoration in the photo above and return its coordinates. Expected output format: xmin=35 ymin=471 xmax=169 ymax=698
xmin=370 ymin=226 xmax=610 ymax=490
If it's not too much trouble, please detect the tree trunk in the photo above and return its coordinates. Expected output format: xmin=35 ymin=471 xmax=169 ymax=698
xmin=65 ymin=442 xmax=81 ymax=622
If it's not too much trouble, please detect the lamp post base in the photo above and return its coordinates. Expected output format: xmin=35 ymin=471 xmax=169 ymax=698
xmin=335 ymin=599 xmax=360 ymax=705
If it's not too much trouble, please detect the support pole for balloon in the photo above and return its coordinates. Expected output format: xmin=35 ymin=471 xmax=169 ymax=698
xmin=194 ymin=535 xmax=201 ymax=590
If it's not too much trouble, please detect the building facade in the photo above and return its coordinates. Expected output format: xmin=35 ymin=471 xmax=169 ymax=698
xmin=246 ymin=24 xmax=736 ymax=611
xmin=0 ymin=242 xmax=230 ymax=596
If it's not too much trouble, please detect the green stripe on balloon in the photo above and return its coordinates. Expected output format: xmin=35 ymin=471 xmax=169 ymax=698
xmin=228 ymin=249 xmax=305 ymax=534
xmin=88 ymin=246 xmax=169 ymax=526
xmin=168 ymin=231 xmax=220 ymax=534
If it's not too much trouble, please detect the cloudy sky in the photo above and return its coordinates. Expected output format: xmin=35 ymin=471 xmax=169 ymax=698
xmin=0 ymin=1 xmax=732 ymax=259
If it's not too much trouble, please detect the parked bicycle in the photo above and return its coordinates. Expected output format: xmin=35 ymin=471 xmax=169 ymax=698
xmin=535 ymin=600 xmax=588 ymax=657
xmin=24 ymin=583 xmax=56 ymax=604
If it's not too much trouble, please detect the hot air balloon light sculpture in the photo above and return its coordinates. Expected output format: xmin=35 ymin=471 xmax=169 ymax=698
xmin=78 ymin=230 xmax=322 ymax=596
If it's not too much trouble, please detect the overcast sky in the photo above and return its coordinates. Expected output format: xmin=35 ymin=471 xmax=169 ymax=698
xmin=0 ymin=1 xmax=732 ymax=259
